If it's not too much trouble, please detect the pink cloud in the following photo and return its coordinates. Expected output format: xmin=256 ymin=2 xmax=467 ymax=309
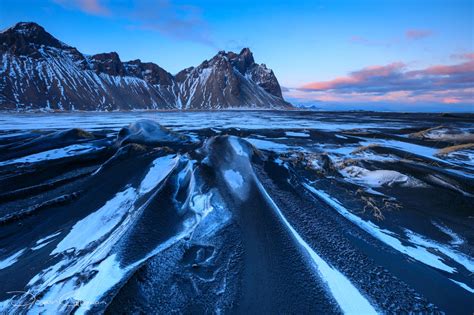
xmin=79 ymin=0 xmax=109 ymax=15
xmin=284 ymin=88 xmax=474 ymax=105
xmin=53 ymin=0 xmax=109 ymax=16
xmin=442 ymin=98 xmax=461 ymax=104
xmin=351 ymin=62 xmax=405 ymax=79
xmin=294 ymin=53 xmax=474 ymax=105
xmin=405 ymin=29 xmax=433 ymax=40
xmin=451 ymin=52 xmax=474 ymax=60
xmin=409 ymin=58 xmax=474 ymax=76
xmin=302 ymin=77 xmax=359 ymax=90
xmin=302 ymin=62 xmax=405 ymax=91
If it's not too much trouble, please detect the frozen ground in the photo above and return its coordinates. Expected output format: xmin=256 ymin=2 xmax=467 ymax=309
xmin=0 ymin=111 xmax=472 ymax=314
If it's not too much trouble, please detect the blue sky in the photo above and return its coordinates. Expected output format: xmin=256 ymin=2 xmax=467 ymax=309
xmin=1 ymin=0 xmax=473 ymax=109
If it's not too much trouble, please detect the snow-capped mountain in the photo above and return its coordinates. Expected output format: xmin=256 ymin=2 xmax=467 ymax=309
xmin=0 ymin=22 xmax=291 ymax=111
xmin=174 ymin=48 xmax=287 ymax=109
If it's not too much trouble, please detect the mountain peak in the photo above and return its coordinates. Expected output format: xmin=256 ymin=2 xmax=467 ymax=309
xmin=89 ymin=52 xmax=125 ymax=76
xmin=0 ymin=21 xmax=68 ymax=54
xmin=227 ymin=48 xmax=255 ymax=75
xmin=239 ymin=47 xmax=254 ymax=60
xmin=8 ymin=22 xmax=45 ymax=34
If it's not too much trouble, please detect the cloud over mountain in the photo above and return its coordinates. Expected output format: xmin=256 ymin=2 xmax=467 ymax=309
xmin=52 ymin=0 xmax=214 ymax=46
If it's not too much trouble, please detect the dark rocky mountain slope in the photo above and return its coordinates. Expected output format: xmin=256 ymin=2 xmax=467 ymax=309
xmin=0 ymin=22 xmax=291 ymax=111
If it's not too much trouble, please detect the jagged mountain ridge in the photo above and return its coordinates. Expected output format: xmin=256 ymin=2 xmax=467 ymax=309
xmin=0 ymin=22 xmax=291 ymax=111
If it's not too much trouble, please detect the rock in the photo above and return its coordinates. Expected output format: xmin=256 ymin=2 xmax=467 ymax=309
xmin=89 ymin=52 xmax=126 ymax=76
xmin=116 ymin=119 xmax=187 ymax=145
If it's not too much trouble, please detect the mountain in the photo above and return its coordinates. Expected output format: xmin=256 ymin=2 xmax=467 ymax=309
xmin=0 ymin=22 xmax=291 ymax=111
xmin=174 ymin=49 xmax=286 ymax=109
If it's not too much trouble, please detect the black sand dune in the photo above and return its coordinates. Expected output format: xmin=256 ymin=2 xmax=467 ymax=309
xmin=0 ymin=112 xmax=473 ymax=314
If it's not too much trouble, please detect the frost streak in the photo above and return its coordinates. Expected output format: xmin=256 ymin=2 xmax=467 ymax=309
xmin=257 ymin=180 xmax=377 ymax=314
xmin=303 ymin=183 xmax=459 ymax=274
